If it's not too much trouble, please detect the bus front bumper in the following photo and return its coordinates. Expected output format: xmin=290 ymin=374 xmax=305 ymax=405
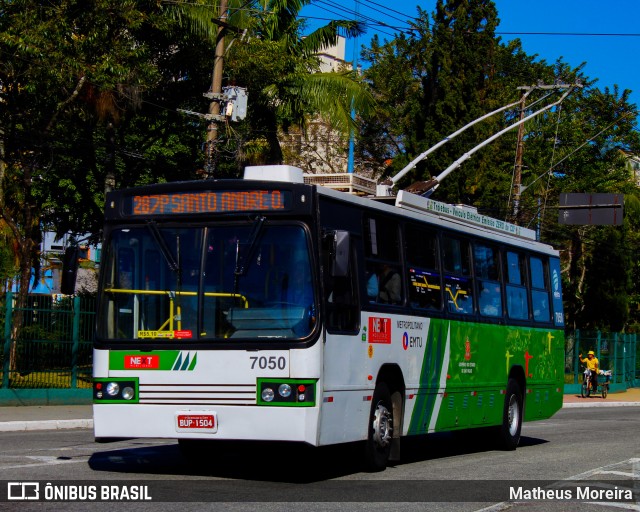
xmin=93 ymin=403 xmax=320 ymax=445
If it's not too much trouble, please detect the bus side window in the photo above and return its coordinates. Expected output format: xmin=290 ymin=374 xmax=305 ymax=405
xmin=406 ymin=224 xmax=441 ymax=310
xmin=443 ymin=236 xmax=473 ymax=314
xmin=364 ymin=217 xmax=404 ymax=306
xmin=474 ymin=242 xmax=502 ymax=318
xmin=324 ymin=234 xmax=359 ymax=332
xmin=530 ymin=256 xmax=550 ymax=322
xmin=505 ymin=251 xmax=529 ymax=320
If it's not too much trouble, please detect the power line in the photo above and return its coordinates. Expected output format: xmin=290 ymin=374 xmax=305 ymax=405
xmin=496 ymin=31 xmax=640 ymax=37
xmin=313 ymin=0 xmax=413 ymax=30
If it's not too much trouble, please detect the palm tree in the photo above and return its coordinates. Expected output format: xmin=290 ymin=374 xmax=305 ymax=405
xmin=166 ymin=0 xmax=375 ymax=166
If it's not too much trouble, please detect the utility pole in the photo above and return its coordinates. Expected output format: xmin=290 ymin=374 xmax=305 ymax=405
xmin=511 ymin=86 xmax=531 ymax=224
xmin=511 ymin=82 xmax=580 ymax=223
xmin=204 ymin=0 xmax=228 ymax=178
xmin=178 ymin=0 xmax=247 ymax=176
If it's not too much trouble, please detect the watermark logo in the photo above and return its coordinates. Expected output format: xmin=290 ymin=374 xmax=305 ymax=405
xmin=7 ymin=482 xmax=39 ymax=500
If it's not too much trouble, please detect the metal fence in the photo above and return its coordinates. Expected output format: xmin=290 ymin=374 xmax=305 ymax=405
xmin=1 ymin=292 xmax=95 ymax=389
xmin=1 ymin=294 xmax=639 ymax=391
xmin=565 ymin=330 xmax=638 ymax=389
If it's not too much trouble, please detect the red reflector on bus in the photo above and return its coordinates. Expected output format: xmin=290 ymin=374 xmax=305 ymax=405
xmin=323 ymin=396 xmax=334 ymax=403
xmin=363 ymin=395 xmax=372 ymax=401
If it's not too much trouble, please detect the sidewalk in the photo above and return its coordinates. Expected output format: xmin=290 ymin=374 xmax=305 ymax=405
xmin=562 ymin=386 xmax=640 ymax=408
xmin=0 ymin=405 xmax=93 ymax=432
xmin=0 ymin=389 xmax=638 ymax=432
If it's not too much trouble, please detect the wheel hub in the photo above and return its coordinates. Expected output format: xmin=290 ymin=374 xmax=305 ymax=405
xmin=372 ymin=402 xmax=392 ymax=447
xmin=507 ymin=395 xmax=519 ymax=436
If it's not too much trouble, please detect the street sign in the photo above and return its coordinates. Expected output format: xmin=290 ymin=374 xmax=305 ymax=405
xmin=558 ymin=193 xmax=623 ymax=225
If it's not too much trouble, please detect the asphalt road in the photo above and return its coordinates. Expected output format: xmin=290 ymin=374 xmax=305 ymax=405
xmin=0 ymin=407 xmax=638 ymax=511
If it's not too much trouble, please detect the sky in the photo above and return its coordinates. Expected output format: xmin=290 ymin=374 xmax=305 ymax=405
xmin=300 ymin=0 xmax=640 ymax=113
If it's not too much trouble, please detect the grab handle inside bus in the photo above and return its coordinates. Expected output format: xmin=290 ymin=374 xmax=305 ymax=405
xmin=329 ymin=230 xmax=350 ymax=277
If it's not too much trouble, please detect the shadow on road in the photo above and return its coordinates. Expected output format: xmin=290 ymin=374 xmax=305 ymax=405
xmin=88 ymin=431 xmax=548 ymax=482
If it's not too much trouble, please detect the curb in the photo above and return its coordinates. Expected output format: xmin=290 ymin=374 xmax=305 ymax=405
xmin=0 ymin=419 xmax=93 ymax=432
xmin=563 ymin=402 xmax=640 ymax=409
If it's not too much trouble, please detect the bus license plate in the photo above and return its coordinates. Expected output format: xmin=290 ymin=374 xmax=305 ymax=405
xmin=175 ymin=412 xmax=217 ymax=433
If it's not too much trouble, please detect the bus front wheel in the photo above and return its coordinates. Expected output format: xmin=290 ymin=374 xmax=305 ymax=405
xmin=364 ymin=382 xmax=393 ymax=471
xmin=498 ymin=378 xmax=523 ymax=450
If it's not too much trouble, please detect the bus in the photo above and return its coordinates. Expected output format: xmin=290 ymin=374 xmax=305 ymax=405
xmin=87 ymin=164 xmax=565 ymax=470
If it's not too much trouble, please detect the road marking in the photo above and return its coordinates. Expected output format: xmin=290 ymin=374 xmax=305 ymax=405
xmin=473 ymin=458 xmax=640 ymax=512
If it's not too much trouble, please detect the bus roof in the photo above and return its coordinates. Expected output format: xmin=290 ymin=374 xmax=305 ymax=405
xmin=314 ymin=185 xmax=556 ymax=255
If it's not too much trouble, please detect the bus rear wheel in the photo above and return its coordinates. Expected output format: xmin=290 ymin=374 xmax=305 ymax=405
xmin=497 ymin=378 xmax=523 ymax=450
xmin=364 ymin=382 xmax=393 ymax=471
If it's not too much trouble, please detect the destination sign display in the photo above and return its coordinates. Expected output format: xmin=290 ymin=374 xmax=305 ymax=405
xmin=124 ymin=189 xmax=291 ymax=216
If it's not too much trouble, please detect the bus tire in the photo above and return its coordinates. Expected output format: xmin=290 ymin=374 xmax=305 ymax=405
xmin=498 ymin=378 xmax=523 ymax=451
xmin=364 ymin=382 xmax=393 ymax=471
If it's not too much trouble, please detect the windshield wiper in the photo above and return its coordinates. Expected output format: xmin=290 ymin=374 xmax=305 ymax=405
xmin=146 ymin=221 xmax=180 ymax=273
xmin=233 ymin=215 xmax=266 ymax=292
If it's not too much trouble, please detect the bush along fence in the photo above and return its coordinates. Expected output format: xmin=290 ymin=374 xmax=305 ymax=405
xmin=564 ymin=330 xmax=638 ymax=394
xmin=1 ymin=292 xmax=95 ymax=405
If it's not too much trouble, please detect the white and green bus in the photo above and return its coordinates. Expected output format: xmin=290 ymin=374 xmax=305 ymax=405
xmin=88 ymin=165 xmax=565 ymax=470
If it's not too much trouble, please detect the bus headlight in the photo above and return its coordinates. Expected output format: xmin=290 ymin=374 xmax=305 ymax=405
xmin=93 ymin=379 xmax=138 ymax=403
xmin=278 ymin=384 xmax=292 ymax=398
xmin=106 ymin=382 xmax=120 ymax=396
xmin=257 ymin=379 xmax=316 ymax=406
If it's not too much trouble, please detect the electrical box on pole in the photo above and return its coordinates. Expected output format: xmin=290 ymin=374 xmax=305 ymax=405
xmin=223 ymin=86 xmax=248 ymax=122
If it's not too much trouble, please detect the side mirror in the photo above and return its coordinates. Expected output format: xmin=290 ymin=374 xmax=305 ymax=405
xmin=61 ymin=247 xmax=79 ymax=295
xmin=330 ymin=230 xmax=350 ymax=277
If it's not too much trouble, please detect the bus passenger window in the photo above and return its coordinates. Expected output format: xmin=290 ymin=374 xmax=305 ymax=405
xmin=324 ymin=237 xmax=359 ymax=332
xmin=409 ymin=268 xmax=441 ymax=310
xmin=443 ymin=236 xmax=472 ymax=314
xmin=366 ymin=270 xmax=379 ymax=301
xmin=474 ymin=243 xmax=501 ymax=317
xmin=505 ymin=251 xmax=529 ymax=320
xmin=443 ymin=237 xmax=471 ymax=276
xmin=376 ymin=264 xmax=400 ymax=304
xmin=364 ymin=217 xmax=404 ymax=306
xmin=479 ymin=281 xmax=501 ymax=317
xmin=445 ymin=275 xmax=473 ymax=314
xmin=406 ymin=225 xmax=441 ymax=311
xmin=530 ymin=256 xmax=550 ymax=322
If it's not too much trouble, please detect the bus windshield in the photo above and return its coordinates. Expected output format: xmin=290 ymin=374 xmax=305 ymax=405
xmin=97 ymin=222 xmax=316 ymax=342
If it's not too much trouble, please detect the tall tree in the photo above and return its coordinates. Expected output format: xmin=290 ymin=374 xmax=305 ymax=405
xmin=0 ymin=0 xmax=191 ymax=374
xmin=170 ymin=0 xmax=374 ymax=169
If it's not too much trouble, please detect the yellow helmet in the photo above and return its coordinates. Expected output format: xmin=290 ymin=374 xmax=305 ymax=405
xmin=588 ymin=351 xmax=595 ymax=355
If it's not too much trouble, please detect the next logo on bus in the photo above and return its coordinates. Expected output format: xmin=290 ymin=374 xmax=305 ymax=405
xmin=124 ymin=355 xmax=159 ymax=369
xmin=368 ymin=317 xmax=392 ymax=344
